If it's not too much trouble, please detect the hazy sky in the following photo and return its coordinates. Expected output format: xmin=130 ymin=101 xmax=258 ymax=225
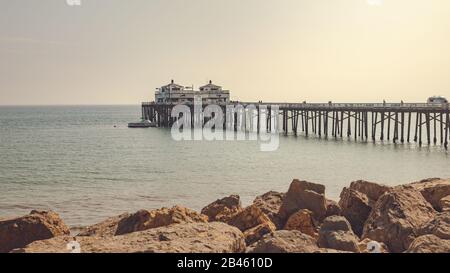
xmin=1 ymin=0 xmax=449 ymax=105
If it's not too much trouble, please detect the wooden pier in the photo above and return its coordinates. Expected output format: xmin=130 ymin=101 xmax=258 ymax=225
xmin=142 ymin=101 xmax=450 ymax=149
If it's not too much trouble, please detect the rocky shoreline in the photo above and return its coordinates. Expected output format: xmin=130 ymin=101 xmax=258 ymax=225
xmin=1 ymin=178 xmax=449 ymax=253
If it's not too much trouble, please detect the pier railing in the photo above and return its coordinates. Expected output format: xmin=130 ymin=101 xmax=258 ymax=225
xmin=143 ymin=101 xmax=449 ymax=111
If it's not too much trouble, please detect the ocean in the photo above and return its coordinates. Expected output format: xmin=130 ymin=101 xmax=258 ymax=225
xmin=1 ymin=105 xmax=449 ymax=227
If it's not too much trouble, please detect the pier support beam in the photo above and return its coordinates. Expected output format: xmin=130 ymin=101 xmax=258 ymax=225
xmin=419 ymin=112 xmax=423 ymax=146
xmin=445 ymin=111 xmax=449 ymax=149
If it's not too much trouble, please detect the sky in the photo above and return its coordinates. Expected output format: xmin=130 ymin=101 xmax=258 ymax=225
xmin=0 ymin=0 xmax=449 ymax=105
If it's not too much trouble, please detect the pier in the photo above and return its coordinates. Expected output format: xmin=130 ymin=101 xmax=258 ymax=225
xmin=142 ymin=102 xmax=450 ymax=149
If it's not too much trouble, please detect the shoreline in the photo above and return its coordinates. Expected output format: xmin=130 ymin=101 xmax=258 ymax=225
xmin=1 ymin=177 xmax=449 ymax=253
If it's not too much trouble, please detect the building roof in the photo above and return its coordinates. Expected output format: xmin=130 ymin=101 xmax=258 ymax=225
xmin=161 ymin=79 xmax=184 ymax=89
xmin=200 ymin=80 xmax=222 ymax=90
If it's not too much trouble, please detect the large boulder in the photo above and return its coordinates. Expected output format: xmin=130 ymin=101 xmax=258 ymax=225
xmin=253 ymin=191 xmax=285 ymax=228
xmin=15 ymin=222 xmax=246 ymax=253
xmin=0 ymin=210 xmax=70 ymax=253
xmin=247 ymin=230 xmax=320 ymax=253
xmin=419 ymin=211 xmax=450 ymax=240
xmin=348 ymin=180 xmax=391 ymax=203
xmin=77 ymin=213 xmax=130 ymax=237
xmin=201 ymin=195 xmax=242 ymax=222
xmin=406 ymin=235 xmax=450 ymax=253
xmin=338 ymin=188 xmax=372 ymax=237
xmin=115 ymin=206 xmax=207 ymax=235
xmin=278 ymin=180 xmax=327 ymax=225
xmin=227 ymin=205 xmax=276 ymax=245
xmin=410 ymin=178 xmax=450 ymax=211
xmin=362 ymin=186 xmax=436 ymax=253
xmin=318 ymin=216 xmax=360 ymax=253
xmin=338 ymin=180 xmax=391 ymax=237
xmin=283 ymin=209 xmax=318 ymax=238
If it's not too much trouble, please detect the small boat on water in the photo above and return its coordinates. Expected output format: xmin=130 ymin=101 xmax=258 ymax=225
xmin=128 ymin=119 xmax=156 ymax=128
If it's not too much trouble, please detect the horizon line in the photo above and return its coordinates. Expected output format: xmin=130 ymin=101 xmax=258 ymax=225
xmin=0 ymin=103 xmax=141 ymax=107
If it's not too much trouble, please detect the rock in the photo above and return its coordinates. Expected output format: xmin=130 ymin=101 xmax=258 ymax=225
xmin=283 ymin=209 xmax=318 ymax=238
xmin=338 ymin=188 xmax=372 ymax=237
xmin=243 ymin=222 xmax=275 ymax=245
xmin=15 ymin=222 xmax=246 ymax=253
xmin=0 ymin=210 xmax=70 ymax=253
xmin=439 ymin=196 xmax=450 ymax=212
xmin=115 ymin=206 xmax=208 ymax=235
xmin=247 ymin=230 xmax=320 ymax=253
xmin=77 ymin=213 xmax=130 ymax=237
xmin=419 ymin=211 xmax=450 ymax=240
xmin=339 ymin=181 xmax=392 ymax=237
xmin=357 ymin=238 xmax=389 ymax=253
xmin=320 ymin=215 xmax=353 ymax=232
xmin=319 ymin=231 xmax=360 ymax=253
xmin=406 ymin=235 xmax=450 ymax=253
xmin=227 ymin=205 xmax=276 ymax=244
xmin=318 ymin=216 xmax=360 ymax=252
xmin=228 ymin=205 xmax=274 ymax=231
xmin=362 ymin=186 xmax=436 ymax=253
xmin=201 ymin=195 xmax=242 ymax=222
xmin=278 ymin=179 xmax=327 ymax=225
xmin=349 ymin=180 xmax=391 ymax=203
xmin=410 ymin=178 xmax=450 ymax=211
xmin=325 ymin=199 xmax=341 ymax=217
xmin=253 ymin=191 xmax=285 ymax=228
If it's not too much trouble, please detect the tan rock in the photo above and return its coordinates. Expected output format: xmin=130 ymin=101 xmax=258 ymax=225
xmin=278 ymin=179 xmax=327 ymax=225
xmin=77 ymin=213 xmax=130 ymax=237
xmin=0 ymin=210 xmax=70 ymax=253
xmin=283 ymin=209 xmax=317 ymax=238
xmin=406 ymin=234 xmax=450 ymax=253
xmin=201 ymin=195 xmax=242 ymax=222
xmin=339 ymin=181 xmax=391 ymax=238
xmin=439 ymin=196 xmax=450 ymax=212
xmin=419 ymin=211 xmax=450 ymax=240
xmin=243 ymin=222 xmax=275 ymax=245
xmin=339 ymin=188 xmax=372 ymax=237
xmin=228 ymin=205 xmax=274 ymax=231
xmin=349 ymin=180 xmax=391 ymax=203
xmin=318 ymin=216 xmax=360 ymax=253
xmin=362 ymin=186 xmax=436 ymax=253
xmin=228 ymin=205 xmax=276 ymax=244
xmin=247 ymin=230 xmax=320 ymax=253
xmin=115 ymin=206 xmax=207 ymax=235
xmin=253 ymin=191 xmax=285 ymax=228
xmin=14 ymin=222 xmax=246 ymax=253
xmin=410 ymin=178 xmax=450 ymax=211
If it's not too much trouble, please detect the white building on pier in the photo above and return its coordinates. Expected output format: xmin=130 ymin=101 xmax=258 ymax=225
xmin=155 ymin=80 xmax=230 ymax=104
